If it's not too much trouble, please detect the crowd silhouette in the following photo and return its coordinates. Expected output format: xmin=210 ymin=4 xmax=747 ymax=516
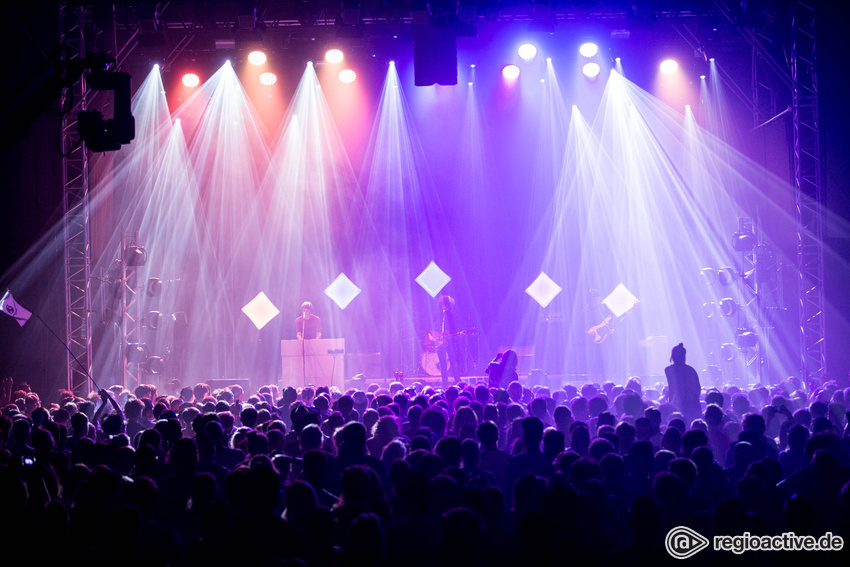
xmin=1 ymin=363 xmax=849 ymax=566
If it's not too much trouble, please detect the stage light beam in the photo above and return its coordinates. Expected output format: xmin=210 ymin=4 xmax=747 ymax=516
xmin=259 ymin=72 xmax=277 ymax=85
xmin=339 ymin=69 xmax=356 ymax=83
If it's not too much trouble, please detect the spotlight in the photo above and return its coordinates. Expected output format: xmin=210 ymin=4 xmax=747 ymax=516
xmin=719 ymin=298 xmax=738 ymax=318
xmin=325 ymin=49 xmax=344 ymax=64
xmin=502 ymin=64 xmax=520 ymax=80
xmin=718 ymin=267 xmax=737 ymax=286
xmin=582 ymin=62 xmax=601 ymax=78
xmin=732 ymin=231 xmax=755 ymax=251
xmin=579 ymin=42 xmax=599 ymax=57
xmin=700 ymin=268 xmax=718 ymax=286
xmin=720 ymin=343 xmax=736 ymax=361
xmin=700 ymin=75 xmax=706 ymax=80
xmin=339 ymin=69 xmax=356 ymax=83
xmin=660 ymin=59 xmax=678 ymax=74
xmin=518 ymin=43 xmax=537 ymax=60
xmin=145 ymin=356 xmax=165 ymax=375
xmin=702 ymin=302 xmax=716 ymax=319
xmin=144 ymin=311 xmax=162 ymax=331
xmin=146 ymin=277 xmax=162 ymax=297
xmin=468 ymin=81 xmax=473 ymax=86
xmin=736 ymin=330 xmax=758 ymax=348
xmin=259 ymin=72 xmax=277 ymax=85
xmin=182 ymin=73 xmax=200 ymax=88
xmin=248 ymin=51 xmax=267 ymax=65
xmin=123 ymin=245 xmax=147 ymax=266
xmin=126 ymin=343 xmax=149 ymax=363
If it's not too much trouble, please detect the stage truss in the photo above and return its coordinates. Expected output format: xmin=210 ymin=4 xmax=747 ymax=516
xmin=60 ymin=1 xmax=826 ymax=387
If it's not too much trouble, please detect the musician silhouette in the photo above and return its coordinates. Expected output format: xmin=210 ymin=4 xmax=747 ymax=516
xmin=436 ymin=294 xmax=462 ymax=389
xmin=584 ymin=289 xmax=613 ymax=381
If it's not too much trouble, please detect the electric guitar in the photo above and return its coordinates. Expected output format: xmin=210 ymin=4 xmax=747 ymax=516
xmin=587 ymin=317 xmax=614 ymax=344
xmin=423 ymin=328 xmax=476 ymax=352
xmin=586 ymin=300 xmax=639 ymax=344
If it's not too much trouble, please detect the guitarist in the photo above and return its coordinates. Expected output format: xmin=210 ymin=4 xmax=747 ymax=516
xmin=584 ymin=289 xmax=614 ymax=381
xmin=436 ymin=294 xmax=462 ymax=389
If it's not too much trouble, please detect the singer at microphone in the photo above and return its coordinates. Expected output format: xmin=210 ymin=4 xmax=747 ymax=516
xmin=295 ymin=301 xmax=322 ymax=340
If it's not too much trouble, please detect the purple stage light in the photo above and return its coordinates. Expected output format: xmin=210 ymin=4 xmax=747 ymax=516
xmin=660 ymin=59 xmax=679 ymax=74
xmin=518 ymin=43 xmax=537 ymax=60
xmin=502 ymin=64 xmax=520 ymax=80
xmin=582 ymin=62 xmax=601 ymax=79
xmin=579 ymin=42 xmax=598 ymax=57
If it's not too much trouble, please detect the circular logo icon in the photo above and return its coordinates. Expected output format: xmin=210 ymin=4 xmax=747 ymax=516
xmin=665 ymin=526 xmax=710 ymax=560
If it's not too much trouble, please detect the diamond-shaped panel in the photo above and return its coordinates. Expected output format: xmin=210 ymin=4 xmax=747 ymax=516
xmin=603 ymin=283 xmax=639 ymax=318
xmin=325 ymin=273 xmax=362 ymax=310
xmin=242 ymin=292 xmax=280 ymax=330
xmin=525 ymin=272 xmax=562 ymax=308
xmin=415 ymin=261 xmax=451 ymax=298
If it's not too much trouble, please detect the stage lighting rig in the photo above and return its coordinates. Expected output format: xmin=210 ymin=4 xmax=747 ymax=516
xmin=2 ymin=51 xmax=134 ymax=151
xmin=77 ymin=55 xmax=135 ymax=152
xmin=732 ymin=230 xmax=755 ymax=251
xmin=123 ymin=244 xmax=147 ymax=266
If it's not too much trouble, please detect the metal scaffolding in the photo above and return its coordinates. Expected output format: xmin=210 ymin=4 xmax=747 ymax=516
xmin=791 ymin=1 xmax=826 ymax=384
xmin=121 ymin=233 xmax=144 ymax=390
xmin=60 ymin=3 xmax=93 ymax=395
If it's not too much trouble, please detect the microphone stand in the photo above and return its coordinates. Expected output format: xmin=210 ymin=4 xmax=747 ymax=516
xmin=301 ymin=314 xmax=307 ymax=388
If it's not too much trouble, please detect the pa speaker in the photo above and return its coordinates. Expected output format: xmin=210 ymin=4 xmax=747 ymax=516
xmin=413 ymin=28 xmax=457 ymax=86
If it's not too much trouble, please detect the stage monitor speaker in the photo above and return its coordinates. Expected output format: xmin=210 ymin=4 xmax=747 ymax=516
xmin=413 ymin=27 xmax=457 ymax=86
xmin=346 ymin=352 xmax=382 ymax=381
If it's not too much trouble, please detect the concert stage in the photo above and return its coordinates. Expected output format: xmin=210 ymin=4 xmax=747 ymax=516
xmin=2 ymin=4 xmax=849 ymax=398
